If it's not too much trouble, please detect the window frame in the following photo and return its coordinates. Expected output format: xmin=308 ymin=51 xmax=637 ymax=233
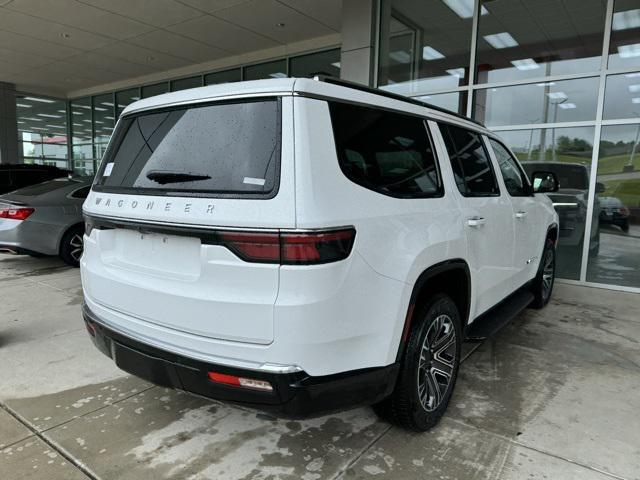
xmin=486 ymin=137 xmax=533 ymax=197
xmin=438 ymin=121 xmax=501 ymax=198
xmin=91 ymin=97 xmax=282 ymax=200
xmin=329 ymin=100 xmax=445 ymax=200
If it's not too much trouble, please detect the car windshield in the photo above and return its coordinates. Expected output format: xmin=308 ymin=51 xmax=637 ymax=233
xmin=94 ymin=99 xmax=280 ymax=197
xmin=522 ymin=163 xmax=589 ymax=190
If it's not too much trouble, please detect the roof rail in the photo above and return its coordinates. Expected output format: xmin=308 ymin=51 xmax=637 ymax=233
xmin=312 ymin=75 xmax=485 ymax=127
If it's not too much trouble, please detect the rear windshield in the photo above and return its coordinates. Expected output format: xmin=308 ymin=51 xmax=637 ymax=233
xmin=94 ymin=98 xmax=280 ymax=197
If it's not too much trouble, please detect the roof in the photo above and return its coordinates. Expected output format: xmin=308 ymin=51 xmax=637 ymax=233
xmin=121 ymin=77 xmax=487 ymax=133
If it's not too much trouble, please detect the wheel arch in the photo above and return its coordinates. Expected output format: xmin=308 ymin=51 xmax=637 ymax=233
xmin=546 ymin=222 xmax=559 ymax=246
xmin=57 ymin=221 xmax=85 ymax=255
xmin=395 ymin=259 xmax=471 ymax=362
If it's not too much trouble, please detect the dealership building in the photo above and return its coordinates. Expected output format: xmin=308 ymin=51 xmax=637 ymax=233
xmin=0 ymin=0 xmax=638 ymax=293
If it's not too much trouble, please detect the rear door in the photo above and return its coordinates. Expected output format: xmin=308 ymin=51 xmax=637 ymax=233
xmin=486 ymin=137 xmax=543 ymax=285
xmin=83 ymin=96 xmax=295 ymax=345
xmin=437 ymin=123 xmax=516 ymax=317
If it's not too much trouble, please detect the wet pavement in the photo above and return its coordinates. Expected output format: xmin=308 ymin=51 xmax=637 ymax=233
xmin=1 ymin=255 xmax=639 ymax=480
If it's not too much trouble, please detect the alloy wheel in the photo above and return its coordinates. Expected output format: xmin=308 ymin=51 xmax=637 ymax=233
xmin=542 ymin=248 xmax=555 ymax=301
xmin=417 ymin=314 xmax=457 ymax=412
xmin=69 ymin=233 xmax=84 ymax=262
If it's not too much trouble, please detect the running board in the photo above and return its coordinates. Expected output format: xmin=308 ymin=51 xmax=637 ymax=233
xmin=465 ymin=289 xmax=534 ymax=341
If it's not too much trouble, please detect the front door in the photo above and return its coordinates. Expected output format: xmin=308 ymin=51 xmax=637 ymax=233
xmin=487 ymin=137 xmax=543 ymax=287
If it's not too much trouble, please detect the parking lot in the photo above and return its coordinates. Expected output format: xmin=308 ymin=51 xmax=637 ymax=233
xmin=1 ymin=254 xmax=639 ymax=480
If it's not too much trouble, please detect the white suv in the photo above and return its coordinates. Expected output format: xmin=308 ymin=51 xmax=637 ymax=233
xmin=81 ymin=77 xmax=559 ymax=431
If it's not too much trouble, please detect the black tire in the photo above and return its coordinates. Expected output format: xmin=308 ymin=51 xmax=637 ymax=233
xmin=374 ymin=294 xmax=462 ymax=432
xmin=530 ymin=238 xmax=555 ymax=309
xmin=620 ymin=220 xmax=629 ymax=233
xmin=59 ymin=225 xmax=84 ymax=267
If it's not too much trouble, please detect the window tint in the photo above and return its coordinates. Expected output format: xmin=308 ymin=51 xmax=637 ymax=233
xmin=489 ymin=139 xmax=529 ymax=196
xmin=439 ymin=124 xmax=499 ymax=196
xmin=329 ymin=102 xmax=442 ymax=198
xmin=95 ymin=99 xmax=280 ymax=197
xmin=71 ymin=186 xmax=91 ymax=199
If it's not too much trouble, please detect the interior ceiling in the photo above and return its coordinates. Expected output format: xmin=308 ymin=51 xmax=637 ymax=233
xmin=0 ymin=0 xmax=342 ymax=97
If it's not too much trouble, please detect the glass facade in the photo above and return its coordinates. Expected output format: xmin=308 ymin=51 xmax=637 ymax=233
xmin=15 ymin=94 xmax=68 ymax=169
xmin=378 ymin=0 xmax=640 ymax=291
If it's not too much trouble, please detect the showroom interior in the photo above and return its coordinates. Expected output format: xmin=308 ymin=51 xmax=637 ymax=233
xmin=0 ymin=0 xmax=638 ymax=293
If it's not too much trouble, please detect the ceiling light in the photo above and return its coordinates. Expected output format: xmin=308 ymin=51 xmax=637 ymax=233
xmin=105 ymin=116 xmax=114 ymax=120
xmin=389 ymin=50 xmax=412 ymax=63
xmin=24 ymin=96 xmax=55 ymax=103
xmin=23 ymin=117 xmax=43 ymax=121
xmin=73 ymin=123 xmax=82 ymax=127
xmin=16 ymin=103 xmax=32 ymax=108
xmin=17 ymin=121 xmax=24 ymax=124
xmin=44 ymin=124 xmax=63 ymax=128
xmin=93 ymin=106 xmax=108 ymax=111
xmin=57 ymin=109 xmax=66 ymax=113
xmin=618 ymin=43 xmax=640 ymax=58
xmin=536 ymin=82 xmax=556 ymax=87
xmin=268 ymin=72 xmax=287 ymax=78
xmin=632 ymin=98 xmax=640 ymax=104
xmin=422 ymin=46 xmax=445 ymax=60
xmin=442 ymin=0 xmax=488 ymax=19
xmin=94 ymin=120 xmax=104 ymax=124
xmin=625 ymin=72 xmax=640 ymax=78
xmin=628 ymin=84 xmax=640 ymax=93
xmin=101 ymin=102 xmax=114 ymax=107
xmin=558 ymin=103 xmax=576 ymax=109
xmin=83 ymin=119 xmax=92 ymax=123
xmin=37 ymin=113 xmax=62 ymax=118
xmin=331 ymin=61 xmax=341 ymax=68
xmin=612 ymin=9 xmax=640 ymax=31
xmin=547 ymin=91 xmax=568 ymax=100
xmin=446 ymin=68 xmax=466 ymax=78
xmin=483 ymin=32 xmax=518 ymax=49
xmin=511 ymin=58 xmax=539 ymax=70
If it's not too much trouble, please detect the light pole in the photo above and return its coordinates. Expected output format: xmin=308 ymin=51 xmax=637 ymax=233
xmin=549 ymin=97 xmax=567 ymax=162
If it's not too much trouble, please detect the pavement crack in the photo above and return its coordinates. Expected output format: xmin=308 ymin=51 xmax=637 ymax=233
xmin=329 ymin=423 xmax=393 ymax=480
xmin=0 ymin=400 xmax=97 ymax=480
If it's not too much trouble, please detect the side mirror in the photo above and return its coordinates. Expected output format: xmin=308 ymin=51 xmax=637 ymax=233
xmin=532 ymin=171 xmax=560 ymax=193
xmin=595 ymin=182 xmax=606 ymax=194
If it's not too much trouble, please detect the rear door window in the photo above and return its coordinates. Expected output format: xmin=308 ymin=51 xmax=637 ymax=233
xmin=329 ymin=102 xmax=442 ymax=198
xmin=94 ymin=99 xmax=281 ymax=198
xmin=489 ymin=138 xmax=530 ymax=196
xmin=439 ymin=123 xmax=500 ymax=197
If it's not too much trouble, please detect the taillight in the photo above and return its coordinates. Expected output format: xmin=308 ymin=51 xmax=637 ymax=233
xmin=620 ymin=206 xmax=630 ymax=216
xmin=219 ymin=228 xmax=356 ymax=265
xmin=207 ymin=372 xmax=273 ymax=392
xmin=0 ymin=207 xmax=34 ymax=221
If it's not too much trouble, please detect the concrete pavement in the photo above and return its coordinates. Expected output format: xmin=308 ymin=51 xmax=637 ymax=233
xmin=1 ymin=255 xmax=639 ymax=480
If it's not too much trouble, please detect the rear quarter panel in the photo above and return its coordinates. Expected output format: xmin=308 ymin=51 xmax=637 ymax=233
xmin=292 ymin=98 xmax=467 ymax=366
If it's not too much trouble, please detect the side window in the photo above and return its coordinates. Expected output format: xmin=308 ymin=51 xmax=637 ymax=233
xmin=489 ymin=139 xmax=530 ymax=196
xmin=71 ymin=186 xmax=91 ymax=199
xmin=439 ymin=123 xmax=500 ymax=197
xmin=329 ymin=102 xmax=443 ymax=198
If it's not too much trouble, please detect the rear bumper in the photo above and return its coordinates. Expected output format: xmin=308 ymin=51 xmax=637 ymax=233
xmin=83 ymin=302 xmax=399 ymax=417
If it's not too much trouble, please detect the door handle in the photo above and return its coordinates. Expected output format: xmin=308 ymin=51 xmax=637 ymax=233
xmin=515 ymin=211 xmax=527 ymax=219
xmin=466 ymin=216 xmax=486 ymax=227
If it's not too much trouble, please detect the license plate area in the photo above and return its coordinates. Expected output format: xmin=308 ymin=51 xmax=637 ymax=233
xmin=110 ymin=229 xmax=201 ymax=277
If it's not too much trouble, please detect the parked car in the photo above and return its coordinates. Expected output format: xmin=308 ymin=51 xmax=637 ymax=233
xmin=599 ymin=196 xmax=630 ymax=232
xmin=0 ymin=164 xmax=70 ymax=195
xmin=81 ymin=77 xmax=558 ymax=431
xmin=522 ymin=162 xmax=600 ymax=255
xmin=0 ymin=177 xmax=91 ymax=266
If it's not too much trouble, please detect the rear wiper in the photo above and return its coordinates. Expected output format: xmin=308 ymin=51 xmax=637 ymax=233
xmin=146 ymin=170 xmax=211 ymax=185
